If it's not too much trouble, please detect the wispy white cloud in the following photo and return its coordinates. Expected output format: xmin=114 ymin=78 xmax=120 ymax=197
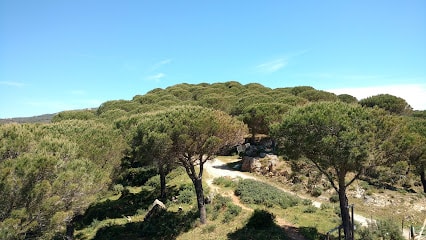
xmin=146 ymin=73 xmax=166 ymax=81
xmin=0 ymin=81 xmax=26 ymax=87
xmin=255 ymin=50 xmax=309 ymax=74
xmin=327 ymin=83 xmax=426 ymax=110
xmin=151 ymin=58 xmax=172 ymax=72
xmin=256 ymin=58 xmax=287 ymax=73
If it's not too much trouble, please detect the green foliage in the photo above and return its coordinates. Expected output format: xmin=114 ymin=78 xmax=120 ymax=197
xmin=240 ymin=102 xmax=292 ymax=136
xmin=290 ymin=86 xmax=316 ymax=96
xmin=117 ymin=166 xmax=158 ymax=186
xmin=177 ymin=188 xmax=195 ymax=204
xmin=329 ymin=194 xmax=339 ymax=203
xmin=359 ymin=93 xmax=412 ymax=115
xmin=207 ymin=194 xmax=242 ymax=223
xmin=271 ymin=102 xmax=376 ymax=178
xmin=337 ymin=94 xmax=358 ymax=103
xmin=271 ymin=101 xmax=389 ymax=238
xmin=235 ymin=179 xmax=301 ymax=208
xmin=358 ymin=219 xmax=404 ymax=240
xmin=213 ymin=176 xmax=238 ymax=188
xmin=96 ymin=100 xmax=141 ymax=115
xmin=298 ymin=89 xmax=338 ymax=102
xmin=52 ymin=109 xmax=96 ymax=122
xmin=310 ymin=187 xmax=323 ymax=197
xmin=302 ymin=205 xmax=317 ymax=213
xmin=0 ymin=120 xmax=124 ymax=239
xmin=223 ymin=203 xmax=242 ymax=223
xmin=145 ymin=175 xmax=161 ymax=188
xmin=299 ymin=227 xmax=320 ymax=240
xmin=412 ymin=110 xmax=426 ymax=119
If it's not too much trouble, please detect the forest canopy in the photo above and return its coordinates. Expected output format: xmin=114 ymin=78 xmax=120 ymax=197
xmin=0 ymin=81 xmax=424 ymax=239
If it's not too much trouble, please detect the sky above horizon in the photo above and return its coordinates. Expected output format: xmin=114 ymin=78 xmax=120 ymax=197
xmin=1 ymin=1 xmax=425 ymax=118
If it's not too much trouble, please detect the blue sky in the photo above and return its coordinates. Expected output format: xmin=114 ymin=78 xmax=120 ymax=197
xmin=1 ymin=1 xmax=425 ymax=118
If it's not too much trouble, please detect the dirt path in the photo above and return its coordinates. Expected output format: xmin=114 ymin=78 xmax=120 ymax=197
xmin=204 ymin=158 xmax=410 ymax=239
xmin=204 ymin=159 xmax=308 ymax=240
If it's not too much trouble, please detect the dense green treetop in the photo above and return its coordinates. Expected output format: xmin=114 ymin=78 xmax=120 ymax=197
xmin=271 ymin=101 xmax=391 ymax=239
xmin=337 ymin=94 xmax=358 ymax=104
xmin=359 ymin=93 xmax=412 ymax=115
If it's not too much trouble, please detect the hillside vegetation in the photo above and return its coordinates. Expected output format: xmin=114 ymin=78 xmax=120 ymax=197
xmin=1 ymin=81 xmax=425 ymax=240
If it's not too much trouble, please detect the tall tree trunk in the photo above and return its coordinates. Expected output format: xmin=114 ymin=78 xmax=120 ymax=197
xmin=158 ymin=163 xmax=166 ymax=200
xmin=193 ymin=178 xmax=207 ymax=224
xmin=338 ymin=176 xmax=352 ymax=240
xmin=420 ymin=169 xmax=426 ymax=193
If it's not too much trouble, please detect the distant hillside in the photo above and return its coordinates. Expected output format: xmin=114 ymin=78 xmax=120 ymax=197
xmin=0 ymin=113 xmax=56 ymax=124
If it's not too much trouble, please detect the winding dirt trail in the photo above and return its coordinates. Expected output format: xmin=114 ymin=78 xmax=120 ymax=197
xmin=204 ymin=159 xmax=308 ymax=240
xmin=204 ymin=158 xmax=410 ymax=240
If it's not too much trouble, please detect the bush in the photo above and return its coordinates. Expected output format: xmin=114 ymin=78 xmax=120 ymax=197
xmin=178 ymin=188 xmax=195 ymax=204
xmin=310 ymin=187 xmax=322 ymax=197
xmin=358 ymin=219 xmax=404 ymax=240
xmin=300 ymin=227 xmax=320 ymax=240
xmin=223 ymin=203 xmax=242 ymax=223
xmin=235 ymin=179 xmax=301 ymax=208
xmin=145 ymin=175 xmax=160 ymax=188
xmin=303 ymin=205 xmax=317 ymax=213
xmin=329 ymin=194 xmax=339 ymax=203
xmin=213 ymin=176 xmax=238 ymax=188
xmin=202 ymin=224 xmax=216 ymax=233
xmin=118 ymin=167 xmax=157 ymax=186
xmin=112 ymin=184 xmax=124 ymax=195
xmin=302 ymin=199 xmax=313 ymax=206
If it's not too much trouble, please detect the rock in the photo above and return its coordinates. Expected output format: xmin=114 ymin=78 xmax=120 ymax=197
xmin=241 ymin=156 xmax=255 ymax=172
xmin=144 ymin=199 xmax=166 ymax=221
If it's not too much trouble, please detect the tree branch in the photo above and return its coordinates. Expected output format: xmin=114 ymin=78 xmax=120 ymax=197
xmin=345 ymin=169 xmax=363 ymax=188
xmin=311 ymin=160 xmax=339 ymax=192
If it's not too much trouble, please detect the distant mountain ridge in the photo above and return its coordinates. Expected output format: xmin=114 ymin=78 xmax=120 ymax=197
xmin=0 ymin=113 xmax=57 ymax=124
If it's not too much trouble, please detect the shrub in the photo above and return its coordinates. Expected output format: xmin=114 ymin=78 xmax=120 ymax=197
xmin=235 ymin=179 xmax=301 ymax=208
xmin=302 ymin=199 xmax=313 ymax=206
xmin=178 ymin=188 xmax=195 ymax=204
xmin=303 ymin=205 xmax=317 ymax=213
xmin=310 ymin=187 xmax=322 ymax=197
xmin=202 ymin=224 xmax=216 ymax=233
xmin=329 ymin=194 xmax=339 ymax=203
xmin=358 ymin=219 xmax=404 ymax=240
xmin=118 ymin=167 xmax=157 ymax=186
xmin=166 ymin=166 xmax=186 ymax=181
xmin=213 ymin=176 xmax=238 ymax=188
xmin=112 ymin=184 xmax=124 ymax=195
xmin=223 ymin=203 xmax=242 ymax=223
xmin=145 ymin=175 xmax=160 ymax=188
xmin=300 ymin=227 xmax=320 ymax=240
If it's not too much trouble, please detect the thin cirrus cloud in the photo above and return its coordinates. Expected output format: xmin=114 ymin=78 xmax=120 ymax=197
xmin=150 ymin=59 xmax=172 ymax=72
xmin=256 ymin=58 xmax=288 ymax=73
xmin=0 ymin=81 xmax=26 ymax=87
xmin=146 ymin=73 xmax=166 ymax=81
xmin=255 ymin=50 xmax=309 ymax=74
